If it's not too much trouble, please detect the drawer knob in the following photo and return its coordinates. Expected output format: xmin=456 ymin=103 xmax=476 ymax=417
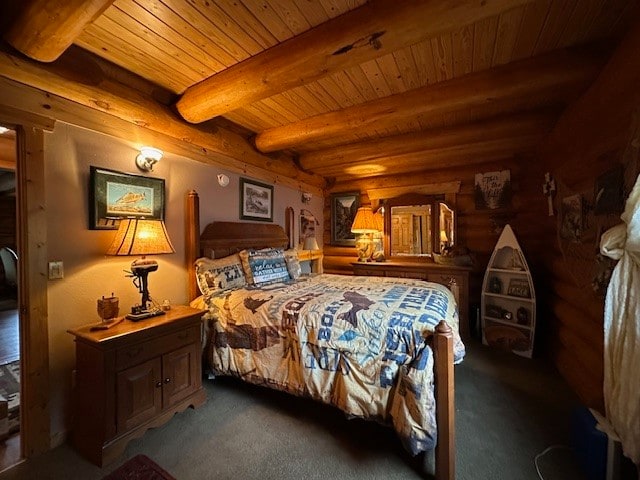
xmin=164 ymin=378 xmax=171 ymax=384
xmin=155 ymin=381 xmax=162 ymax=388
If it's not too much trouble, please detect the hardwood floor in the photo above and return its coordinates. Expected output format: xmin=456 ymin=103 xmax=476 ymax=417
xmin=0 ymin=308 xmax=21 ymax=472
xmin=0 ymin=310 xmax=18 ymax=365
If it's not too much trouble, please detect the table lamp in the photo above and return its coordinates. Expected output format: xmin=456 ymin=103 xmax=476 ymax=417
xmin=106 ymin=218 xmax=175 ymax=320
xmin=351 ymin=207 xmax=378 ymax=262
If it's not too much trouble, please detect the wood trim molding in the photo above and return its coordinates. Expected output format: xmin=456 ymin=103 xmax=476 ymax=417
xmin=14 ymin=122 xmax=51 ymax=457
xmin=367 ymin=182 xmax=461 ymax=201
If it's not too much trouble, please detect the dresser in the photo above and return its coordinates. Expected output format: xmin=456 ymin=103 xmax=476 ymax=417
xmin=352 ymin=261 xmax=471 ymax=339
xmin=67 ymin=305 xmax=206 ymax=466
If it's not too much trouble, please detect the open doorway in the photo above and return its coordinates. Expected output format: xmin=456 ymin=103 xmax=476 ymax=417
xmin=0 ymin=125 xmax=20 ymax=470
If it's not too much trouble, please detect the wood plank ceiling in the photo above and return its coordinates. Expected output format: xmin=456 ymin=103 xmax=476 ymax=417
xmin=1 ymin=0 xmax=636 ymax=191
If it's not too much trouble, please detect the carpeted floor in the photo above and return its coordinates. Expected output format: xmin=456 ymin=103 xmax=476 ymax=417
xmin=0 ymin=362 xmax=19 ymax=435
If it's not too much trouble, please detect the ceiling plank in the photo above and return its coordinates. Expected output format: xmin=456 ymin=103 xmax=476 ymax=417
xmin=255 ymin=46 xmax=606 ymax=152
xmin=299 ymin=111 xmax=555 ymax=170
xmin=4 ymin=0 xmax=115 ymax=62
xmin=176 ymin=0 xmax=533 ymax=123
xmin=0 ymin=45 xmax=325 ymax=190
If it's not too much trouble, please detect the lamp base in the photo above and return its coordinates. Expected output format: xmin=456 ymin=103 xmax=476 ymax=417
xmin=126 ymin=309 xmax=165 ymax=322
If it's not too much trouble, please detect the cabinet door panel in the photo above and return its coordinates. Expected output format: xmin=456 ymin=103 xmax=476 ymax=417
xmin=116 ymin=358 xmax=162 ymax=433
xmin=162 ymin=343 xmax=200 ymax=408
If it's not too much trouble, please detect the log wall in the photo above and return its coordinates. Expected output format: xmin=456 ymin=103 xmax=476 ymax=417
xmin=323 ymin=19 xmax=640 ymax=411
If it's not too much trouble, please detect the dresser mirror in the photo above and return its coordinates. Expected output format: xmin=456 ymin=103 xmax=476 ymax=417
xmin=383 ymin=193 xmax=456 ymax=259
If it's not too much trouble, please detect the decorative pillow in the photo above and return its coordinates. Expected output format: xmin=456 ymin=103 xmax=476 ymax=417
xmin=195 ymin=254 xmax=246 ymax=296
xmin=284 ymin=249 xmax=302 ymax=280
xmin=239 ymin=248 xmax=291 ymax=285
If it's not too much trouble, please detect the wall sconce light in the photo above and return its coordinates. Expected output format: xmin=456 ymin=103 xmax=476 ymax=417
xmin=302 ymin=192 xmax=312 ymax=204
xmin=135 ymin=146 xmax=163 ymax=172
xmin=217 ymin=173 xmax=230 ymax=187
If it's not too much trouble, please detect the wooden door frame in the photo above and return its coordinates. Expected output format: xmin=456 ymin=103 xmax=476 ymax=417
xmin=0 ymin=105 xmax=53 ymax=458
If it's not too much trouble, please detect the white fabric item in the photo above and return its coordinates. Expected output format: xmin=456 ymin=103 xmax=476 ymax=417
xmin=599 ymin=173 xmax=640 ymax=466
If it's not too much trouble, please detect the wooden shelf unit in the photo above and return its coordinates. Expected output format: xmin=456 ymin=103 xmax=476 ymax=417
xmin=481 ymin=225 xmax=536 ymax=358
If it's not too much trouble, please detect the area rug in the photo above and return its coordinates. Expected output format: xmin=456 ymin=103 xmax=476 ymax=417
xmin=0 ymin=360 xmax=20 ymax=435
xmin=103 ymin=454 xmax=176 ymax=480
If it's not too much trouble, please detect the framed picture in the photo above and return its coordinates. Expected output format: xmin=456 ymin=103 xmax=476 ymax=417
xmin=89 ymin=166 xmax=165 ymax=230
xmin=330 ymin=192 xmax=359 ymax=246
xmin=507 ymin=278 xmax=531 ymax=298
xmin=474 ymin=169 xmax=512 ymax=210
xmin=560 ymin=194 xmax=583 ymax=241
xmin=594 ymin=164 xmax=624 ymax=215
xmin=240 ymin=177 xmax=273 ymax=222
xmin=300 ymin=210 xmax=317 ymax=246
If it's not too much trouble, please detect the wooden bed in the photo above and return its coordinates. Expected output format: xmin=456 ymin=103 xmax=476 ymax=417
xmin=185 ymin=190 xmax=456 ymax=480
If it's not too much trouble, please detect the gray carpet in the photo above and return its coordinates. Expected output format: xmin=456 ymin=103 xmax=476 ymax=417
xmin=0 ymin=339 xmax=590 ymax=480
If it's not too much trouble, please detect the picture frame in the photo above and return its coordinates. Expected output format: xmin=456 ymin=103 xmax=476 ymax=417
xmin=560 ymin=194 xmax=583 ymax=241
xmin=240 ymin=177 xmax=273 ymax=222
xmin=593 ymin=164 xmax=624 ymax=215
xmin=330 ymin=192 xmax=360 ymax=246
xmin=507 ymin=278 xmax=531 ymax=298
xmin=474 ymin=169 xmax=512 ymax=210
xmin=89 ymin=166 xmax=165 ymax=230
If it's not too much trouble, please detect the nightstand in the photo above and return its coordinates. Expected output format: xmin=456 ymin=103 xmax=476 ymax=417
xmin=67 ymin=305 xmax=206 ymax=466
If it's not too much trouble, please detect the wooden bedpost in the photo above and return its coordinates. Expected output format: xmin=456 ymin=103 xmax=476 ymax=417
xmin=433 ymin=320 xmax=455 ymax=480
xmin=186 ymin=190 xmax=200 ymax=302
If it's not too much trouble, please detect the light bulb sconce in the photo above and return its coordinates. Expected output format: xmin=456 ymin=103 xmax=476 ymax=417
xmin=302 ymin=192 xmax=312 ymax=204
xmin=135 ymin=146 xmax=163 ymax=172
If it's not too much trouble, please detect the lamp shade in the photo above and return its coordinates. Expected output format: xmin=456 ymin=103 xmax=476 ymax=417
xmin=303 ymin=236 xmax=319 ymax=251
xmin=351 ymin=207 xmax=378 ymax=233
xmin=440 ymin=229 xmax=449 ymax=243
xmin=106 ymin=218 xmax=175 ymax=256
xmin=374 ymin=210 xmax=384 ymax=232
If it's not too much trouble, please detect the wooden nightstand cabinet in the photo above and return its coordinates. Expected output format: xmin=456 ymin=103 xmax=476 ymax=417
xmin=352 ymin=261 xmax=471 ymax=339
xmin=67 ymin=305 xmax=206 ymax=466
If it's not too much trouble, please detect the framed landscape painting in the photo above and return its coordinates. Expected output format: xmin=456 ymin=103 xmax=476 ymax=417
xmin=331 ymin=192 xmax=359 ymax=246
xmin=89 ymin=166 xmax=165 ymax=230
xmin=240 ymin=177 xmax=273 ymax=222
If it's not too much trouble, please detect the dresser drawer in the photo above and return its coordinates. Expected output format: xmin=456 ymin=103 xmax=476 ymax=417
xmin=427 ymin=273 xmax=464 ymax=289
xmin=116 ymin=325 xmax=200 ymax=371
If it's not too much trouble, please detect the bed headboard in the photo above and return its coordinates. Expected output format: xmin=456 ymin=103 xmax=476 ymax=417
xmin=186 ymin=190 xmax=289 ymax=301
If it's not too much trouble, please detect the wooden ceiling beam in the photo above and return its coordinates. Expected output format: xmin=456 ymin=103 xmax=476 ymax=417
xmin=255 ymin=46 xmax=606 ymax=153
xmin=0 ymin=45 xmax=325 ymax=190
xmin=318 ymin=134 xmax=543 ymax=180
xmin=4 ymin=0 xmax=115 ymax=62
xmin=299 ymin=111 xmax=555 ymax=171
xmin=176 ymin=0 xmax=532 ymax=123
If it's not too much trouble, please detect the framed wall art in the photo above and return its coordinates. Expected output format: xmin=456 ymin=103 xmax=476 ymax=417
xmin=89 ymin=166 xmax=165 ymax=230
xmin=474 ymin=169 xmax=512 ymax=210
xmin=240 ymin=177 xmax=273 ymax=222
xmin=330 ymin=192 xmax=359 ymax=246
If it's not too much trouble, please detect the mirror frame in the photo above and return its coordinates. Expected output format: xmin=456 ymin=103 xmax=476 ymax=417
xmin=382 ymin=192 xmax=457 ymax=260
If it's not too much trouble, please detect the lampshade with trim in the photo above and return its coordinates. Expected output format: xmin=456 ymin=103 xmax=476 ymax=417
xmin=106 ymin=218 xmax=175 ymax=256
xmin=351 ymin=207 xmax=378 ymax=233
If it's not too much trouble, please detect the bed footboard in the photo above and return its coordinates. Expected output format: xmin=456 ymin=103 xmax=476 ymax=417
xmin=432 ymin=320 xmax=455 ymax=480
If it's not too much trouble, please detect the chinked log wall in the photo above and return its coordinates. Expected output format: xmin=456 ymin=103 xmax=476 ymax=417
xmin=323 ymin=19 xmax=640 ymax=411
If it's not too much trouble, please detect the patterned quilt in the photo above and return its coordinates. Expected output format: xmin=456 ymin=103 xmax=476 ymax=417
xmin=201 ymin=273 xmax=465 ymax=455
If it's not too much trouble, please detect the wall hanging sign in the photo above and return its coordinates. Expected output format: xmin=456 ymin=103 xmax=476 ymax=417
xmin=330 ymin=192 xmax=359 ymax=246
xmin=89 ymin=166 xmax=165 ymax=230
xmin=474 ymin=169 xmax=512 ymax=210
xmin=240 ymin=177 xmax=273 ymax=222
